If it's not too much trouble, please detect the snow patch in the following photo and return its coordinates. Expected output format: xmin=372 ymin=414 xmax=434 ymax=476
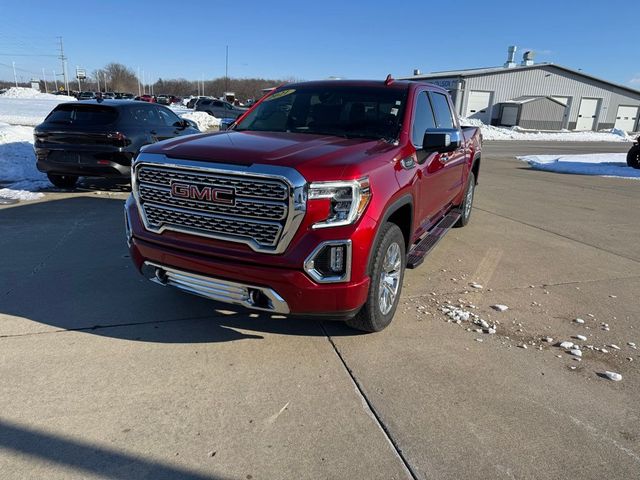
xmin=0 ymin=88 xmax=76 ymax=126
xmin=0 ymin=123 xmax=47 ymax=196
xmin=518 ymin=153 xmax=640 ymax=180
xmin=459 ymin=116 xmax=634 ymax=142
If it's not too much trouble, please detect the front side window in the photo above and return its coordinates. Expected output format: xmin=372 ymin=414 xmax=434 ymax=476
xmin=411 ymin=91 xmax=436 ymax=146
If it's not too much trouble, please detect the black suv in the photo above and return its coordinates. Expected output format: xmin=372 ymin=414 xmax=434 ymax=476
xmin=34 ymin=100 xmax=200 ymax=189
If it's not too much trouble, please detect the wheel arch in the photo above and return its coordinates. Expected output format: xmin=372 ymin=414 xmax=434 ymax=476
xmin=366 ymin=194 xmax=413 ymax=275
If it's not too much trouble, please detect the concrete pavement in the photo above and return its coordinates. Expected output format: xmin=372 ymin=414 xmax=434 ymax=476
xmin=0 ymin=141 xmax=638 ymax=479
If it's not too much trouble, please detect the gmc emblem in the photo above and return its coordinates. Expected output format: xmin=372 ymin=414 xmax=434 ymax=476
xmin=170 ymin=181 xmax=235 ymax=205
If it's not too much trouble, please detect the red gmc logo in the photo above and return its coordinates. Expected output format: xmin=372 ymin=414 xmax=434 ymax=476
xmin=170 ymin=181 xmax=235 ymax=205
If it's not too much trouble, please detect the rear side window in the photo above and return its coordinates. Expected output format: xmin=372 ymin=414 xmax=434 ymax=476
xmin=157 ymin=107 xmax=181 ymax=126
xmin=412 ymin=92 xmax=436 ymax=146
xmin=45 ymin=104 xmax=118 ymax=125
xmin=124 ymin=105 xmax=163 ymax=126
xmin=212 ymin=101 xmax=224 ymax=107
xmin=430 ymin=92 xmax=455 ymax=129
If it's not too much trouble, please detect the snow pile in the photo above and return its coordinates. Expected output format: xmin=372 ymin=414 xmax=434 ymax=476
xmin=181 ymin=111 xmax=221 ymax=131
xmin=459 ymin=117 xmax=634 ymax=142
xmin=518 ymin=153 xmax=640 ymax=179
xmin=0 ymin=89 xmax=76 ymax=126
xmin=0 ymin=87 xmax=74 ymax=101
xmin=0 ymin=123 xmax=47 ymax=199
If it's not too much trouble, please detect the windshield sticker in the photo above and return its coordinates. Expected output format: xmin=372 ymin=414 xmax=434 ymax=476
xmin=265 ymin=89 xmax=295 ymax=102
xmin=395 ymin=100 xmax=402 ymax=105
xmin=390 ymin=108 xmax=399 ymax=116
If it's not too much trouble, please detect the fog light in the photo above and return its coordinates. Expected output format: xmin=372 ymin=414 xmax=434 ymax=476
xmin=329 ymin=245 xmax=344 ymax=273
xmin=304 ymin=240 xmax=352 ymax=283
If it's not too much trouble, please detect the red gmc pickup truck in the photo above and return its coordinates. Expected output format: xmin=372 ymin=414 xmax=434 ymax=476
xmin=124 ymin=79 xmax=481 ymax=332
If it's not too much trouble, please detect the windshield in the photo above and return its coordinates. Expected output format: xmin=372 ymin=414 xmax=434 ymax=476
xmin=235 ymin=85 xmax=407 ymax=140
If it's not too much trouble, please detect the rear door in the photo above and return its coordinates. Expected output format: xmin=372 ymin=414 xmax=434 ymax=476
xmin=156 ymin=107 xmax=188 ymax=138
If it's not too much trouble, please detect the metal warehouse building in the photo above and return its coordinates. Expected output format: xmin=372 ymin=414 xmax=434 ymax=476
xmin=405 ymin=47 xmax=640 ymax=132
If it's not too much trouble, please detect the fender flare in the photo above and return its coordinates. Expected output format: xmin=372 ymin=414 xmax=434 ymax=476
xmin=365 ymin=194 xmax=414 ymax=275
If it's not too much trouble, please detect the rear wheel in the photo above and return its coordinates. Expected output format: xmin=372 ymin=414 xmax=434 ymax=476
xmin=454 ymin=171 xmax=476 ymax=228
xmin=47 ymin=173 xmax=78 ymax=189
xmin=346 ymin=223 xmax=405 ymax=332
xmin=627 ymin=145 xmax=640 ymax=169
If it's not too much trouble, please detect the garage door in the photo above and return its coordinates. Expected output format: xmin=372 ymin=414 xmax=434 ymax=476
xmin=575 ymin=98 xmax=599 ymax=131
xmin=614 ymin=105 xmax=639 ymax=132
xmin=465 ymin=91 xmax=492 ymax=124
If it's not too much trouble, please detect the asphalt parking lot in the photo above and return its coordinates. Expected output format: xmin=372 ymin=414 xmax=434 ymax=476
xmin=0 ymin=141 xmax=638 ymax=480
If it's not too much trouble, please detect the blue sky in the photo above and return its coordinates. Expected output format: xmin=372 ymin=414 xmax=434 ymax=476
xmin=1 ymin=0 xmax=638 ymax=88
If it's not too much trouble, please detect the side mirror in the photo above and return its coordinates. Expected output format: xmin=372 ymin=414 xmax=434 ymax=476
xmin=422 ymin=128 xmax=462 ymax=153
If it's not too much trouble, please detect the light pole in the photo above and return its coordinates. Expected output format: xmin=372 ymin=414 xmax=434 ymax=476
xmin=12 ymin=61 xmax=19 ymax=87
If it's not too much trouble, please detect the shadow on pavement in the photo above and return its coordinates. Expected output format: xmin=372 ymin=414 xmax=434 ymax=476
xmin=0 ymin=418 xmax=229 ymax=480
xmin=0 ymin=196 xmax=358 ymax=343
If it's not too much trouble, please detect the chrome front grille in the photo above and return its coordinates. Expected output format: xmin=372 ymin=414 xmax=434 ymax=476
xmin=132 ymin=155 xmax=307 ymax=253
xmin=143 ymin=203 xmax=282 ymax=247
xmin=139 ymin=184 xmax=287 ymax=221
xmin=137 ymin=166 xmax=288 ymax=200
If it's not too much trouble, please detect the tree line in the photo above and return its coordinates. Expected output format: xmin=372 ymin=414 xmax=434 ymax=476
xmin=1 ymin=63 xmax=292 ymax=101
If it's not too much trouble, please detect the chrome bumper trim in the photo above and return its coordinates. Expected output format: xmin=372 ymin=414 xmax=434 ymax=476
xmin=142 ymin=261 xmax=290 ymax=314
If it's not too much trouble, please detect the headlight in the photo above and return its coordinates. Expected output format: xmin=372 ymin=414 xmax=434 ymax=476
xmin=308 ymin=177 xmax=371 ymax=229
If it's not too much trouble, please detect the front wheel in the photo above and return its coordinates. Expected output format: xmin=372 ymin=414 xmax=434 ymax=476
xmin=346 ymin=223 xmax=406 ymax=332
xmin=47 ymin=173 xmax=78 ymax=189
xmin=627 ymin=145 xmax=640 ymax=169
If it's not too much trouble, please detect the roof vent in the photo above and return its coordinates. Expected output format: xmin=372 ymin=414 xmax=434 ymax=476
xmin=413 ymin=68 xmax=421 ymax=76
xmin=504 ymin=45 xmax=517 ymax=68
xmin=522 ymin=51 xmax=535 ymax=66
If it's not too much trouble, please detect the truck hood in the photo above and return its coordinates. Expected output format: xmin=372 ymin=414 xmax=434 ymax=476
xmin=144 ymin=130 xmax=398 ymax=178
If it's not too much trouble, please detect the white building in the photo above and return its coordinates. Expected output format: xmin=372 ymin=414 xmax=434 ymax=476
xmin=405 ymin=47 xmax=640 ymax=132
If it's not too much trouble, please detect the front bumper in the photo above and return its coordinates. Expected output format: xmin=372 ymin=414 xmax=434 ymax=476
xmin=129 ymin=236 xmax=370 ymax=316
xmin=141 ymin=261 xmax=291 ymax=314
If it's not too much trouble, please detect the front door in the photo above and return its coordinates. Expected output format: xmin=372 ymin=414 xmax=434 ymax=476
xmin=575 ymin=98 xmax=599 ymax=131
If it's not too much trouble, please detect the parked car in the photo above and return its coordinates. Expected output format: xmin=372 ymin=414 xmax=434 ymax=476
xmin=628 ymin=136 xmax=640 ymax=169
xmin=136 ymin=94 xmax=156 ymax=103
xmin=77 ymin=91 xmax=95 ymax=100
xmin=103 ymin=92 xmax=116 ymax=99
xmin=195 ymin=99 xmax=247 ymax=119
xmin=187 ymin=96 xmax=210 ymax=109
xmin=156 ymin=95 xmax=171 ymax=105
xmin=116 ymin=92 xmax=136 ymax=100
xmin=34 ymin=100 xmax=200 ymax=189
xmin=124 ymin=79 xmax=482 ymax=332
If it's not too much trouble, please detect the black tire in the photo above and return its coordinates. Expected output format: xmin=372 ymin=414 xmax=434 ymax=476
xmin=627 ymin=145 xmax=640 ymax=169
xmin=454 ymin=171 xmax=476 ymax=228
xmin=346 ymin=223 xmax=405 ymax=332
xmin=47 ymin=173 xmax=78 ymax=189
